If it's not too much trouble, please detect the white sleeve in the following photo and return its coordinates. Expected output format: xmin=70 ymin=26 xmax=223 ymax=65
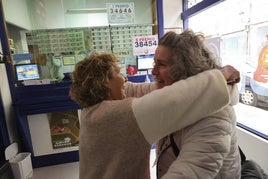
xmin=228 ymin=84 xmax=239 ymax=106
xmin=132 ymin=69 xmax=230 ymax=145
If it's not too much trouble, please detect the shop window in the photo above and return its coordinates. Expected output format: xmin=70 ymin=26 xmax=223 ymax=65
xmin=187 ymin=0 xmax=204 ymax=8
xmin=188 ymin=0 xmax=268 ymax=139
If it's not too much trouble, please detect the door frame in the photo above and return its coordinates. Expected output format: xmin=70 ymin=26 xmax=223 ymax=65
xmin=0 ymin=0 xmax=12 ymax=154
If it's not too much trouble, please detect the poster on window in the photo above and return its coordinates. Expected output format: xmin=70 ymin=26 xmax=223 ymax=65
xmin=132 ymin=35 xmax=158 ymax=56
xmin=106 ymin=2 xmax=135 ymax=24
xmin=48 ymin=110 xmax=80 ymax=149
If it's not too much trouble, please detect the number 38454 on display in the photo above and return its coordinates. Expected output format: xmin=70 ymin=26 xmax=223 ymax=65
xmin=134 ymin=40 xmax=157 ymax=48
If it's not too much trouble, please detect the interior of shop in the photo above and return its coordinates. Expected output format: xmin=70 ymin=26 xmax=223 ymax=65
xmin=0 ymin=0 xmax=268 ymax=178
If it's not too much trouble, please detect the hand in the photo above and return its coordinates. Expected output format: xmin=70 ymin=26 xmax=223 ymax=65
xmin=220 ymin=65 xmax=240 ymax=85
xmin=69 ymin=89 xmax=75 ymax=100
xmin=89 ymin=51 xmax=98 ymax=57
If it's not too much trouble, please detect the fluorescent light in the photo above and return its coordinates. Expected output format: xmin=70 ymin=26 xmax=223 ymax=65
xmin=66 ymin=8 xmax=107 ymax=14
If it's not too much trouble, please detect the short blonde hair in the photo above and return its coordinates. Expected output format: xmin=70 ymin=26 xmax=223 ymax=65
xmin=70 ymin=53 xmax=119 ymax=107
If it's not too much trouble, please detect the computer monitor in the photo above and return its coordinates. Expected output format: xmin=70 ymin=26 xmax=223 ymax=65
xmin=136 ymin=54 xmax=154 ymax=71
xmin=14 ymin=63 xmax=40 ymax=82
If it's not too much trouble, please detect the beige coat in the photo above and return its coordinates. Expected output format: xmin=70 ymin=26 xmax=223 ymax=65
xmin=156 ymin=85 xmax=241 ymax=179
xmin=79 ymin=70 xmax=230 ymax=179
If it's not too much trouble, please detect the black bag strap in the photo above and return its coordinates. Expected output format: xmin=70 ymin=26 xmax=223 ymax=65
xmin=170 ymin=136 xmax=246 ymax=164
xmin=169 ymin=133 xmax=180 ymax=157
xmin=239 ymin=146 xmax=246 ymax=163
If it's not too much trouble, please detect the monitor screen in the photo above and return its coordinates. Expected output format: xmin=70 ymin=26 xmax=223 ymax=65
xmin=14 ymin=63 xmax=40 ymax=81
xmin=137 ymin=54 xmax=154 ymax=70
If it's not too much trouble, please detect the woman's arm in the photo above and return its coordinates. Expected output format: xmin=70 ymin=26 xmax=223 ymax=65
xmin=132 ymin=69 xmax=230 ymax=145
xmin=125 ymin=65 xmax=239 ymax=99
xmin=228 ymin=84 xmax=239 ymax=106
xmin=125 ymin=82 xmax=157 ymax=98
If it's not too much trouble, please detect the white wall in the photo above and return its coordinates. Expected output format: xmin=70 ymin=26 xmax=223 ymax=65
xmin=3 ymin=0 xmax=177 ymax=32
xmin=3 ymin=0 xmax=153 ymax=30
xmin=236 ymin=127 xmax=268 ymax=173
xmin=0 ymin=64 xmax=19 ymax=144
xmin=163 ymin=0 xmax=183 ymax=29
xmin=2 ymin=0 xmax=32 ymax=30
xmin=36 ymin=0 xmax=65 ymax=29
xmin=60 ymin=0 xmax=152 ymax=28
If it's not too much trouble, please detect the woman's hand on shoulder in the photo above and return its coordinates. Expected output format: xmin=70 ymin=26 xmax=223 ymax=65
xmin=220 ymin=65 xmax=240 ymax=85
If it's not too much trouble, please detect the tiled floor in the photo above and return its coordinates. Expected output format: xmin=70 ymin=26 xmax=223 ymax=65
xmin=29 ymin=162 xmax=79 ymax=179
xmin=29 ymin=149 xmax=157 ymax=179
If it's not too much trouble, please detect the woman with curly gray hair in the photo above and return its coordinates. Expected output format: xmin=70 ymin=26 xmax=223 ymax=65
xmin=69 ymin=51 xmax=238 ymax=179
xmin=154 ymin=30 xmax=241 ymax=179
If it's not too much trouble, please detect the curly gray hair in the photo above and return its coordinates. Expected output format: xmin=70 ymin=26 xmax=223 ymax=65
xmin=158 ymin=29 xmax=220 ymax=81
